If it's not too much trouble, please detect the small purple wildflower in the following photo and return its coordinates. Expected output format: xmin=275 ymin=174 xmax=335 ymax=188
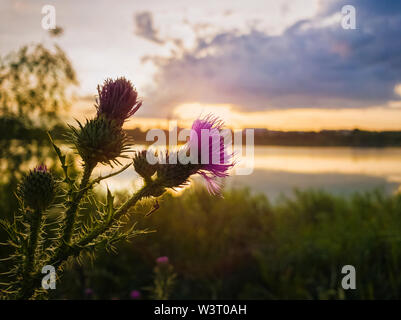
xmin=156 ymin=256 xmax=169 ymax=264
xmin=96 ymin=77 xmax=142 ymax=126
xmin=33 ymin=164 xmax=48 ymax=173
xmin=130 ymin=290 xmax=141 ymax=299
xmin=84 ymin=288 xmax=94 ymax=296
xmin=188 ymin=115 xmax=234 ymax=195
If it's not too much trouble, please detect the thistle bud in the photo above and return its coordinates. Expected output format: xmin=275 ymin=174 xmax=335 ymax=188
xmin=18 ymin=165 xmax=56 ymax=211
xmin=70 ymin=117 xmax=130 ymax=167
xmin=156 ymin=152 xmax=200 ymax=189
xmin=133 ymin=150 xmax=157 ymax=181
xmin=96 ymin=77 xmax=142 ymax=126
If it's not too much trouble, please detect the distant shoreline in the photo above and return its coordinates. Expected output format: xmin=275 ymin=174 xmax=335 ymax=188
xmin=124 ymin=128 xmax=401 ymax=148
xmin=40 ymin=125 xmax=401 ymax=147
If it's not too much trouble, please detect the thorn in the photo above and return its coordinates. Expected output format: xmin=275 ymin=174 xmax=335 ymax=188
xmin=145 ymin=200 xmax=160 ymax=217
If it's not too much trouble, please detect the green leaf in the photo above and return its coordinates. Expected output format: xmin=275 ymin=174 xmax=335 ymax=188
xmin=47 ymin=131 xmax=73 ymax=185
xmin=105 ymin=187 xmax=115 ymax=220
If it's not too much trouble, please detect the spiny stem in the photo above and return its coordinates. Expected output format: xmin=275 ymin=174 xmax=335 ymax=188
xmin=23 ymin=179 xmax=164 ymax=299
xmin=24 ymin=209 xmax=43 ymax=276
xmin=19 ymin=164 xmax=96 ymax=299
xmin=62 ymin=163 xmax=94 ymax=245
xmin=76 ymin=177 xmax=166 ymax=247
xmin=83 ymin=163 xmax=131 ymax=192
xmin=52 ymin=183 xmax=155 ymax=270
xmin=77 ymin=183 xmax=152 ymax=247
xmin=18 ymin=208 xmax=43 ymax=299
xmin=61 ymin=162 xmax=131 ymax=246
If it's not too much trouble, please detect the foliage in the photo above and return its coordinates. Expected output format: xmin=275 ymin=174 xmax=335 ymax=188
xmin=151 ymin=259 xmax=177 ymax=300
xmin=0 ymin=44 xmax=78 ymax=218
xmin=252 ymin=129 xmax=401 ymax=147
xmin=0 ymin=73 xmax=234 ymax=299
xmin=0 ymin=44 xmax=77 ymax=126
xmin=47 ymin=187 xmax=401 ymax=300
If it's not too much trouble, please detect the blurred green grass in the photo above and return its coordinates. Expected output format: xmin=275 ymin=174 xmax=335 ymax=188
xmin=50 ymin=186 xmax=401 ymax=300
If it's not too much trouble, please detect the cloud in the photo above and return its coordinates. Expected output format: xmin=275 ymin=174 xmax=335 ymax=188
xmin=142 ymin=0 xmax=401 ymax=115
xmin=134 ymin=11 xmax=164 ymax=44
xmin=321 ymin=0 xmax=401 ymax=18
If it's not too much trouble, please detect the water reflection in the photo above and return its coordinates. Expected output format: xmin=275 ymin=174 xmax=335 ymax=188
xmin=92 ymin=146 xmax=401 ymax=200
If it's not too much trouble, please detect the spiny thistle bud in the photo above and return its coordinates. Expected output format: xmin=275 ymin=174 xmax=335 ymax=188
xmin=155 ymin=151 xmax=200 ymax=190
xmin=96 ymin=77 xmax=142 ymax=126
xmin=18 ymin=165 xmax=56 ymax=211
xmin=133 ymin=150 xmax=157 ymax=181
xmin=70 ymin=116 xmax=130 ymax=167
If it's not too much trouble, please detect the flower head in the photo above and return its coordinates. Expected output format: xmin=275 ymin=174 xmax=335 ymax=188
xmin=96 ymin=77 xmax=142 ymax=126
xmin=34 ymin=164 xmax=48 ymax=173
xmin=133 ymin=150 xmax=157 ymax=181
xmin=153 ymin=115 xmax=234 ymax=196
xmin=18 ymin=164 xmax=57 ymax=210
xmin=130 ymin=290 xmax=141 ymax=299
xmin=156 ymin=256 xmax=169 ymax=264
xmin=70 ymin=117 xmax=130 ymax=168
xmin=84 ymin=288 xmax=94 ymax=296
xmin=188 ymin=115 xmax=234 ymax=194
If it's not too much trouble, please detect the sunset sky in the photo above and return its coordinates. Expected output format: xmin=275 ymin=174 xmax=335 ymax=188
xmin=1 ymin=0 xmax=401 ymax=131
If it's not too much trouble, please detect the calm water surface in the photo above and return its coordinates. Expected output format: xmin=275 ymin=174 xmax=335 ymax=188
xmin=94 ymin=146 xmax=401 ymax=201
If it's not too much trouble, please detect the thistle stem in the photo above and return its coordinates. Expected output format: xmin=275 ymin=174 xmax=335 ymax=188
xmin=85 ymin=163 xmax=131 ymax=191
xmin=18 ymin=208 xmax=43 ymax=299
xmin=19 ymin=166 xmax=94 ymax=300
xmin=23 ymin=179 xmax=163 ymax=299
xmin=62 ymin=163 xmax=94 ymax=245
xmin=25 ymin=209 xmax=43 ymax=275
xmin=54 ymin=183 xmax=155 ymax=265
xmin=77 ymin=183 xmax=152 ymax=247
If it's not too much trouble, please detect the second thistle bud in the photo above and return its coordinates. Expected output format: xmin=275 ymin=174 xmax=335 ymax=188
xmin=70 ymin=116 xmax=130 ymax=167
xmin=18 ymin=165 xmax=56 ymax=211
xmin=133 ymin=150 xmax=157 ymax=181
xmin=155 ymin=151 xmax=200 ymax=189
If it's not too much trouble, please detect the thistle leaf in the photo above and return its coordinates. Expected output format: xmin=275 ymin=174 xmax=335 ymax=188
xmin=47 ymin=131 xmax=73 ymax=185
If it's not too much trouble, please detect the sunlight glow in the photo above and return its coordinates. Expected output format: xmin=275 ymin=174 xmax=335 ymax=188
xmin=169 ymin=103 xmax=401 ymax=131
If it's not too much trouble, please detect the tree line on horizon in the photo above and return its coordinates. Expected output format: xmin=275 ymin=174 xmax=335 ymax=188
xmin=120 ymin=127 xmax=401 ymax=147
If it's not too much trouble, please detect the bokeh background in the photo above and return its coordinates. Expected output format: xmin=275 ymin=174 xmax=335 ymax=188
xmin=1 ymin=0 xmax=401 ymax=299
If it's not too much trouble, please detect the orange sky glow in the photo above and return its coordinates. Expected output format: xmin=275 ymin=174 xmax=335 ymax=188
xmin=4 ymin=0 xmax=401 ymax=132
xmin=71 ymin=100 xmax=401 ymax=131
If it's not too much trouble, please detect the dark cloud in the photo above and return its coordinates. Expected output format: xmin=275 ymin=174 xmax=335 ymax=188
xmin=143 ymin=1 xmax=401 ymax=115
xmin=134 ymin=11 xmax=164 ymax=44
xmin=321 ymin=0 xmax=401 ymax=18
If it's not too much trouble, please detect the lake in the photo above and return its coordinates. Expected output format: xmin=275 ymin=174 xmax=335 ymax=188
xmin=94 ymin=146 xmax=401 ymax=201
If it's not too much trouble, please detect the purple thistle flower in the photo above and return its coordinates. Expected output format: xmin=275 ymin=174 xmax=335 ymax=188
xmin=156 ymin=256 xmax=169 ymax=264
xmin=130 ymin=290 xmax=141 ymax=299
xmin=96 ymin=77 xmax=142 ymax=126
xmin=33 ymin=164 xmax=48 ymax=173
xmin=152 ymin=114 xmax=235 ymax=197
xmin=188 ymin=115 xmax=234 ymax=195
